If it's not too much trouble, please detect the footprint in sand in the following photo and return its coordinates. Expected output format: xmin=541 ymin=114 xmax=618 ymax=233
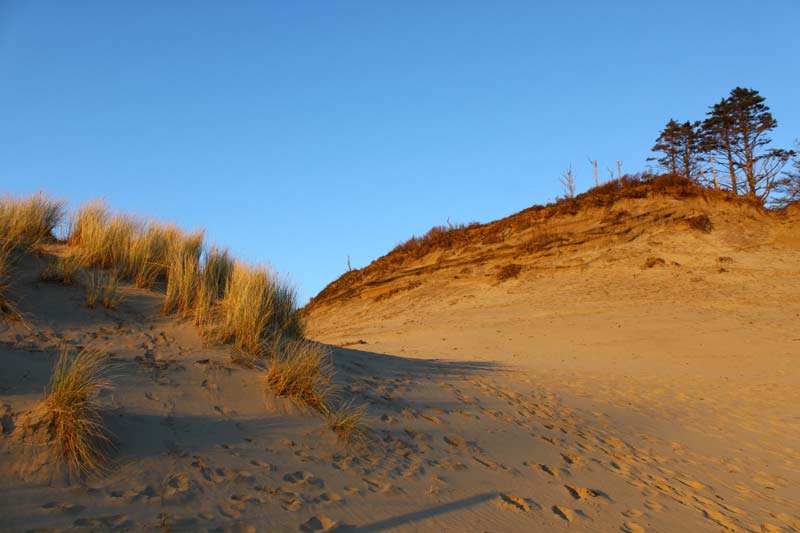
xmin=162 ymin=473 xmax=200 ymax=504
xmin=283 ymin=471 xmax=324 ymax=489
xmin=529 ymin=463 xmax=561 ymax=478
xmin=362 ymin=478 xmax=403 ymax=495
xmin=564 ymin=484 xmax=612 ymax=503
xmin=497 ymin=493 xmax=538 ymax=513
xmin=644 ymin=500 xmax=664 ymax=512
xmin=250 ymin=459 xmax=277 ymax=471
xmin=300 ymin=515 xmax=342 ymax=532
xmin=41 ymin=502 xmax=86 ymax=514
xmin=621 ymin=521 xmax=645 ymax=533
xmin=552 ymin=505 xmax=576 ymax=522
xmin=443 ymin=435 xmax=464 ymax=447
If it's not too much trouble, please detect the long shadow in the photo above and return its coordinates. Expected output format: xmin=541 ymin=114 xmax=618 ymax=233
xmin=339 ymin=492 xmax=498 ymax=532
xmin=329 ymin=346 xmax=503 ymax=381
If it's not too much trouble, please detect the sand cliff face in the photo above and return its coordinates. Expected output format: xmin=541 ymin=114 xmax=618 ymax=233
xmin=305 ymin=185 xmax=800 ymax=531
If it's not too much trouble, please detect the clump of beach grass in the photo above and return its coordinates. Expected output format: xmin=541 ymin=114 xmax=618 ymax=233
xmin=264 ymin=339 xmax=332 ymax=413
xmin=37 ymin=345 xmax=114 ymax=477
xmin=194 ymin=246 xmax=234 ymax=330
xmin=325 ymin=399 xmax=369 ymax=445
xmin=214 ymin=262 xmax=280 ymax=353
xmin=0 ymin=192 xmax=65 ymax=255
xmin=40 ymin=249 xmax=83 ymax=286
xmin=161 ymin=239 xmax=202 ymax=316
xmin=85 ymin=270 xmax=122 ymax=309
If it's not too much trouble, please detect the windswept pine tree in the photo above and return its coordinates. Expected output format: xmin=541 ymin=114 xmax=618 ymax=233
xmin=649 ymin=119 xmax=703 ymax=180
xmin=702 ymin=87 xmax=794 ymax=201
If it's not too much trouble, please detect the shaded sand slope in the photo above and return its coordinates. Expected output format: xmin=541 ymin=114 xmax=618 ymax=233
xmin=305 ymin=189 xmax=800 ymax=531
xmin=0 ymin=252 xmax=697 ymax=532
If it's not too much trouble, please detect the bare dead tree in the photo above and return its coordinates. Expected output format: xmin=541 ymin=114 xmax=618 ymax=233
xmin=559 ymin=165 xmax=576 ymax=199
xmin=587 ymin=157 xmax=599 ymax=187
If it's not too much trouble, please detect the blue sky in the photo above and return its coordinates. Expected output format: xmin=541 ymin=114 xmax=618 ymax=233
xmin=2 ymin=1 xmax=798 ymax=301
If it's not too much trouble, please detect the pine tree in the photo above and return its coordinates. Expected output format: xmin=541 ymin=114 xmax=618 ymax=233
xmin=702 ymin=87 xmax=794 ymax=200
xmin=650 ymin=119 xmax=702 ymax=180
xmin=649 ymin=119 xmax=682 ymax=176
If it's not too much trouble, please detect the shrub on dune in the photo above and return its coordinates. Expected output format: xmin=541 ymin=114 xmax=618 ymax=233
xmin=37 ymin=345 xmax=114 ymax=477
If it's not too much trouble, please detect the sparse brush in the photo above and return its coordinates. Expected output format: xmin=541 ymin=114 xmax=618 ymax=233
xmin=326 ymin=400 xmax=369 ymax=445
xmin=195 ymin=246 xmax=233 ymax=329
xmin=39 ymin=345 xmax=114 ymax=477
xmin=0 ymin=192 xmax=65 ymax=255
xmin=264 ymin=339 xmax=332 ymax=413
xmin=40 ymin=250 xmax=83 ymax=286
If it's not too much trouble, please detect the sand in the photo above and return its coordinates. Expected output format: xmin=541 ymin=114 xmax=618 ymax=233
xmin=2 ymin=193 xmax=799 ymax=532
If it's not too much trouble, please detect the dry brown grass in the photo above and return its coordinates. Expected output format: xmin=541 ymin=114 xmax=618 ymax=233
xmin=195 ymin=246 xmax=234 ymax=329
xmin=264 ymin=339 xmax=332 ymax=413
xmin=0 ymin=192 xmax=65 ymax=254
xmin=325 ymin=400 xmax=369 ymax=445
xmin=0 ymin=245 xmax=17 ymax=317
xmin=38 ymin=345 xmax=114 ymax=477
xmin=40 ymin=250 xmax=83 ymax=286
xmin=162 ymin=245 xmax=201 ymax=316
xmin=84 ymin=270 xmax=122 ymax=309
xmin=212 ymin=262 xmax=302 ymax=354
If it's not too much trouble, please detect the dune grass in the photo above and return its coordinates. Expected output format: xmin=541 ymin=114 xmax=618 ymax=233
xmin=0 ymin=245 xmax=17 ymax=317
xmin=40 ymin=249 xmax=83 ymax=286
xmin=264 ymin=339 xmax=332 ymax=413
xmin=84 ymin=270 xmax=122 ymax=309
xmin=0 ymin=193 xmax=64 ymax=317
xmin=214 ymin=262 xmax=280 ymax=353
xmin=195 ymin=246 xmax=234 ymax=329
xmin=39 ymin=345 xmax=114 ymax=477
xmin=325 ymin=399 xmax=369 ymax=445
xmin=162 ymin=243 xmax=201 ymax=316
xmin=0 ymin=192 xmax=65 ymax=254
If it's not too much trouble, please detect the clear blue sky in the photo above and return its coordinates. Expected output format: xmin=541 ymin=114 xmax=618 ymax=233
xmin=2 ymin=1 xmax=798 ymax=301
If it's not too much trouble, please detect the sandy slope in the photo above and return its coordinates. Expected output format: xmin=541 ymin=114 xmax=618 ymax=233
xmin=2 ymin=192 xmax=799 ymax=532
xmin=304 ymin=195 xmax=800 ymax=532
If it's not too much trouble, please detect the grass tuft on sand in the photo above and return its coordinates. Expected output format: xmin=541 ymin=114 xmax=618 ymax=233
xmin=264 ymin=339 xmax=332 ymax=413
xmin=325 ymin=399 xmax=369 ymax=445
xmin=0 ymin=192 xmax=65 ymax=254
xmin=38 ymin=345 xmax=114 ymax=477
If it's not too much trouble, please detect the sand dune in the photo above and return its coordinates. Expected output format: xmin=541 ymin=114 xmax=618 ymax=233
xmin=304 ymin=189 xmax=800 ymax=531
xmin=2 ymin=185 xmax=799 ymax=532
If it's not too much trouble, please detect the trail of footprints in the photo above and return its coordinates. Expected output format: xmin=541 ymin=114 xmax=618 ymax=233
xmin=8 ymin=322 xmax=798 ymax=532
